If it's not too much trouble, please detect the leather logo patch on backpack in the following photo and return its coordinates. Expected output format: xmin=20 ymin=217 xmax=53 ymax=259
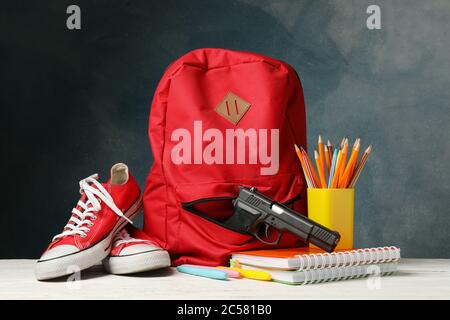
xmin=214 ymin=92 xmax=251 ymax=125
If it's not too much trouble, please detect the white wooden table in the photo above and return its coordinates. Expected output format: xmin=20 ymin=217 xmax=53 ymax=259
xmin=0 ymin=259 xmax=449 ymax=299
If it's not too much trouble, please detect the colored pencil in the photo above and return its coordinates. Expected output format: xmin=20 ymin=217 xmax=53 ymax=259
xmin=349 ymin=145 xmax=372 ymax=188
xmin=340 ymin=137 xmax=346 ymax=149
xmin=327 ymin=140 xmax=333 ymax=167
xmin=303 ymin=151 xmax=318 ymax=188
xmin=295 ymin=144 xmax=313 ymax=187
xmin=340 ymin=138 xmax=360 ymax=188
xmin=338 ymin=139 xmax=348 ymax=184
xmin=301 ymin=146 xmax=320 ymax=187
xmin=328 ymin=148 xmax=338 ymax=188
xmin=331 ymin=150 xmax=342 ymax=188
xmin=318 ymin=136 xmax=326 ymax=186
xmin=296 ymin=145 xmax=316 ymax=188
xmin=314 ymin=150 xmax=327 ymax=188
xmin=324 ymin=145 xmax=331 ymax=176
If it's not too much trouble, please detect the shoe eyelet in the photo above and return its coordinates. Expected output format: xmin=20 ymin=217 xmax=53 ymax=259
xmin=88 ymin=222 xmax=94 ymax=227
xmin=81 ymin=234 xmax=87 ymax=238
xmin=92 ymin=216 xmax=97 ymax=220
xmin=86 ymin=228 xmax=91 ymax=233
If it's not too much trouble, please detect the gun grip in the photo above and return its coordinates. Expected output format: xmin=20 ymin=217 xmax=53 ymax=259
xmin=223 ymin=207 xmax=261 ymax=234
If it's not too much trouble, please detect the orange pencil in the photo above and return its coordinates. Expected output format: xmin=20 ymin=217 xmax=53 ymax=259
xmin=349 ymin=145 xmax=372 ymax=188
xmin=340 ymin=138 xmax=360 ymax=188
xmin=324 ymin=145 xmax=331 ymax=175
xmin=338 ymin=139 xmax=348 ymax=183
xmin=331 ymin=150 xmax=342 ymax=188
xmin=318 ymin=136 xmax=326 ymax=181
xmin=314 ymin=150 xmax=327 ymax=188
xmin=301 ymin=147 xmax=320 ymax=188
xmin=349 ymin=138 xmax=361 ymax=181
xmin=295 ymin=145 xmax=313 ymax=187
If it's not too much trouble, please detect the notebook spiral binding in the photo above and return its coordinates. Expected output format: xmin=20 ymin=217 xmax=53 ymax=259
xmin=300 ymin=263 xmax=397 ymax=285
xmin=295 ymin=246 xmax=401 ymax=270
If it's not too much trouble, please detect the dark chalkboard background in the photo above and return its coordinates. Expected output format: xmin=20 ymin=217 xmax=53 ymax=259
xmin=1 ymin=0 xmax=449 ymax=258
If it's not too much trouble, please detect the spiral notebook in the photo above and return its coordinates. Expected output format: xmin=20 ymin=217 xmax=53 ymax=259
xmin=239 ymin=262 xmax=398 ymax=285
xmin=232 ymin=246 xmax=401 ymax=270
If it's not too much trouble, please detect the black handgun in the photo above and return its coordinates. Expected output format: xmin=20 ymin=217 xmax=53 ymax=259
xmin=224 ymin=187 xmax=341 ymax=252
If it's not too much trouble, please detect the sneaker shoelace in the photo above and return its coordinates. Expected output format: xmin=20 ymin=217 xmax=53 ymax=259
xmin=113 ymin=229 xmax=152 ymax=246
xmin=53 ymin=174 xmax=132 ymax=241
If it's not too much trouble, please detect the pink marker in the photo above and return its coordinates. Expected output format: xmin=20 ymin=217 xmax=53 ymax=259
xmin=182 ymin=264 xmax=241 ymax=278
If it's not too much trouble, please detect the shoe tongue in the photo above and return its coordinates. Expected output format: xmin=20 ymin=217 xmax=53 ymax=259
xmin=109 ymin=163 xmax=129 ymax=186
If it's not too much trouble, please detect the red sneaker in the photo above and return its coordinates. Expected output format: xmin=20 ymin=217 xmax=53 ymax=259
xmin=102 ymin=226 xmax=170 ymax=275
xmin=35 ymin=163 xmax=142 ymax=280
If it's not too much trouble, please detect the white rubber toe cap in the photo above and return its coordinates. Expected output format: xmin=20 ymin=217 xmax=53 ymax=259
xmin=39 ymin=245 xmax=80 ymax=261
xmin=119 ymin=244 xmax=161 ymax=256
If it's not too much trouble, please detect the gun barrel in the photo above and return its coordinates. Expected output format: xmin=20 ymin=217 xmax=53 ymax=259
xmin=270 ymin=204 xmax=340 ymax=252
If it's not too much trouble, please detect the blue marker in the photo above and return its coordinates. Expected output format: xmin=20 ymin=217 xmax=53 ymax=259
xmin=177 ymin=265 xmax=228 ymax=280
xmin=328 ymin=148 xmax=338 ymax=188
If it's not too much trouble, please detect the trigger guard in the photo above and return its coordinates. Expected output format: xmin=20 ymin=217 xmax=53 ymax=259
xmin=254 ymin=227 xmax=282 ymax=246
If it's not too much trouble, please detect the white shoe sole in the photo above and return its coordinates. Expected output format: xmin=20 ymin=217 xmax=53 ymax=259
xmin=103 ymin=250 xmax=171 ymax=275
xmin=35 ymin=194 xmax=143 ymax=281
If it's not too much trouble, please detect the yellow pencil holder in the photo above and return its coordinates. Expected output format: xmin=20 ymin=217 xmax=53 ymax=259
xmin=307 ymin=188 xmax=354 ymax=250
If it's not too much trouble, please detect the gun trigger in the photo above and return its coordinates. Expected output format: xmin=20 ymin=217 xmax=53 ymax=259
xmin=254 ymin=229 xmax=278 ymax=246
xmin=264 ymin=224 xmax=270 ymax=239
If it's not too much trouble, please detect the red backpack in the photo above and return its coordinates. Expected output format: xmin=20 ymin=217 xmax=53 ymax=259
xmin=143 ymin=48 xmax=308 ymax=266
